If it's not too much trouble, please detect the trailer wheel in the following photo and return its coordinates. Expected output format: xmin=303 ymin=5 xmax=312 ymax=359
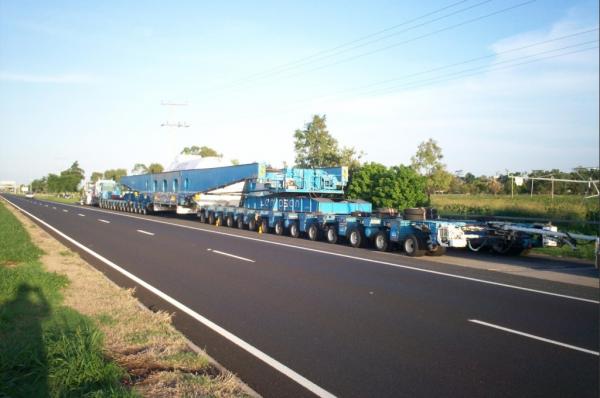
xmin=236 ymin=216 xmax=244 ymax=229
xmin=198 ymin=211 xmax=207 ymax=223
xmin=373 ymin=231 xmax=389 ymax=252
xmin=348 ymin=228 xmax=364 ymax=248
xmin=248 ymin=217 xmax=257 ymax=231
xmin=274 ymin=220 xmax=284 ymax=235
xmin=307 ymin=224 xmax=319 ymax=241
xmin=403 ymin=234 xmax=426 ymax=257
xmin=426 ymin=245 xmax=446 ymax=256
xmin=260 ymin=218 xmax=269 ymax=233
xmin=289 ymin=222 xmax=300 ymax=238
xmin=325 ymin=226 xmax=338 ymax=244
xmin=226 ymin=215 xmax=234 ymax=228
xmin=208 ymin=212 xmax=215 ymax=225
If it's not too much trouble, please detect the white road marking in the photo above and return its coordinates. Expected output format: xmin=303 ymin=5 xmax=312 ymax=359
xmin=78 ymin=213 xmax=85 ymax=217
xmin=21 ymin=198 xmax=599 ymax=304
xmin=98 ymin=219 xmax=110 ymax=224
xmin=469 ymin=319 xmax=599 ymax=356
xmin=207 ymin=248 xmax=255 ymax=263
xmin=3 ymin=197 xmax=335 ymax=398
xmin=136 ymin=229 xmax=155 ymax=236
xmin=44 ymin=204 xmax=48 ymax=207
xmin=52 ymin=206 xmax=56 ymax=210
xmin=62 ymin=209 xmax=68 ymax=212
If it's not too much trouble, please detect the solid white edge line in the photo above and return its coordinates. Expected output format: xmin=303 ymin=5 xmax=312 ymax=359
xmin=469 ymin=319 xmax=599 ymax=356
xmin=207 ymin=248 xmax=255 ymax=263
xmin=18 ymin=197 xmax=600 ymax=304
xmin=136 ymin=229 xmax=155 ymax=236
xmin=98 ymin=219 xmax=110 ymax=223
xmin=2 ymin=196 xmax=336 ymax=398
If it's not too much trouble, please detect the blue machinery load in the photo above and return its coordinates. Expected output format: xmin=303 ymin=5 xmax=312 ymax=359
xmin=96 ymin=163 xmax=599 ymax=260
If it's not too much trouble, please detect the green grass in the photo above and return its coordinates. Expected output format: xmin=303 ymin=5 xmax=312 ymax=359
xmin=432 ymin=194 xmax=599 ymax=235
xmin=0 ymin=202 xmax=135 ymax=397
xmin=34 ymin=193 xmax=81 ymax=204
xmin=532 ymin=243 xmax=598 ymax=261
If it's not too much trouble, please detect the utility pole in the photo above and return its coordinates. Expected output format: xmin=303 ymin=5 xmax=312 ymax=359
xmin=160 ymin=101 xmax=190 ymax=164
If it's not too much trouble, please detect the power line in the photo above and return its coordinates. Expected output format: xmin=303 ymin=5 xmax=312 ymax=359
xmin=204 ymin=0 xmax=535 ymax=101
xmin=281 ymin=0 xmax=536 ymax=80
xmin=325 ymin=27 xmax=599 ymax=97
xmin=364 ymin=45 xmax=598 ymax=96
xmin=237 ymin=0 xmax=494 ymax=82
xmin=218 ymin=1 xmax=473 ymax=87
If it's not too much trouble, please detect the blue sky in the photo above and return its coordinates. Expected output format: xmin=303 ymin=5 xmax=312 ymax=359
xmin=1 ymin=0 xmax=598 ymax=183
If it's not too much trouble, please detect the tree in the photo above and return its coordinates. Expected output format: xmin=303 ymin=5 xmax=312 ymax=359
xmin=131 ymin=163 xmax=148 ymax=175
xmin=103 ymin=168 xmax=127 ymax=181
xmin=90 ymin=172 xmax=103 ymax=183
xmin=180 ymin=145 xmax=221 ymax=157
xmin=488 ymin=177 xmax=502 ymax=195
xmin=347 ymin=163 xmax=427 ymax=210
xmin=411 ymin=139 xmax=453 ymax=199
xmin=147 ymin=163 xmax=164 ymax=173
xmin=293 ymin=114 xmax=361 ymax=168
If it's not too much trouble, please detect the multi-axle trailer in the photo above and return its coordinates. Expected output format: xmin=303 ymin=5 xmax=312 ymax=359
xmin=90 ymin=162 xmax=598 ymax=260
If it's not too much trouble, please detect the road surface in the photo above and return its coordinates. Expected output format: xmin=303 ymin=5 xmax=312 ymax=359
xmin=2 ymin=194 xmax=598 ymax=397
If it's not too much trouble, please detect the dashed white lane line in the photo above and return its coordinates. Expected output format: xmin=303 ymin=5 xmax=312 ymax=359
xmin=98 ymin=219 xmax=110 ymax=224
xmin=469 ymin=319 xmax=599 ymax=356
xmin=62 ymin=209 xmax=68 ymax=212
xmin=136 ymin=229 xmax=155 ymax=236
xmin=78 ymin=213 xmax=85 ymax=217
xmin=207 ymin=248 xmax=255 ymax=263
xmin=52 ymin=206 xmax=57 ymax=210
xmin=3 ymin=196 xmax=335 ymax=398
xmin=44 ymin=204 xmax=48 ymax=207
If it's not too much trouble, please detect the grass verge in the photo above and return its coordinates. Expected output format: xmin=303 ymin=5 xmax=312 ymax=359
xmin=0 ymin=200 xmax=252 ymax=397
xmin=0 ymin=201 xmax=134 ymax=397
xmin=32 ymin=193 xmax=81 ymax=204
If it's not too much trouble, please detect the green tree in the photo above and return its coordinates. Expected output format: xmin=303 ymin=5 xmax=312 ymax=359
xmin=347 ymin=163 xmax=427 ymax=210
xmin=180 ymin=145 xmax=221 ymax=157
xmin=131 ymin=163 xmax=148 ymax=175
xmin=147 ymin=163 xmax=164 ymax=173
xmin=411 ymin=139 xmax=453 ymax=200
xmin=103 ymin=168 xmax=127 ymax=181
xmin=31 ymin=177 xmax=47 ymax=193
xmin=293 ymin=114 xmax=360 ymax=168
xmin=90 ymin=172 xmax=103 ymax=183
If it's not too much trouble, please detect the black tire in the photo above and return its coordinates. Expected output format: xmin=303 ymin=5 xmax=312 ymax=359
xmin=236 ymin=216 xmax=244 ymax=229
xmin=248 ymin=217 xmax=257 ymax=231
xmin=403 ymin=234 xmax=426 ymax=257
xmin=307 ymin=223 xmax=319 ymax=241
xmin=208 ymin=212 xmax=215 ymax=225
xmin=373 ymin=231 xmax=389 ymax=252
xmin=289 ymin=222 xmax=300 ymax=238
xmin=347 ymin=228 xmax=364 ymax=248
xmin=325 ymin=226 xmax=338 ymax=244
xmin=274 ymin=220 xmax=284 ymax=235
xmin=404 ymin=207 xmax=426 ymax=221
xmin=261 ymin=218 xmax=269 ymax=233
xmin=226 ymin=215 xmax=234 ymax=228
xmin=427 ymin=245 xmax=447 ymax=256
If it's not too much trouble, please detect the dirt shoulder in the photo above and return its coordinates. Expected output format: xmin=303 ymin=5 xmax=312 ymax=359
xmin=4 ymin=199 xmax=256 ymax=397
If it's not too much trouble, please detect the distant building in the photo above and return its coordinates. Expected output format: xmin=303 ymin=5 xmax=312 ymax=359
xmin=0 ymin=180 xmax=18 ymax=193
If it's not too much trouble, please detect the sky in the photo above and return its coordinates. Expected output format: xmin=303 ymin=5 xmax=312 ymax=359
xmin=1 ymin=0 xmax=598 ymax=183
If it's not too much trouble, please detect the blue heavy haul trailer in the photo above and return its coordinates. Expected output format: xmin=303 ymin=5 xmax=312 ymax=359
xmin=100 ymin=163 xmax=468 ymax=256
xmin=96 ymin=163 xmax=598 ymax=260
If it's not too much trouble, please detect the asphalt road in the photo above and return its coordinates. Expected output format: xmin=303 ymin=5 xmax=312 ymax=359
xmin=3 ymin=194 xmax=599 ymax=397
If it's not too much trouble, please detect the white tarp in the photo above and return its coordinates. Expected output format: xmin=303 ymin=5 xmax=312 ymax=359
xmin=165 ymin=154 xmax=232 ymax=172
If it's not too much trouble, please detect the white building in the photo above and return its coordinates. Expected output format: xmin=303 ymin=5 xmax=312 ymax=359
xmin=0 ymin=180 xmax=18 ymax=193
